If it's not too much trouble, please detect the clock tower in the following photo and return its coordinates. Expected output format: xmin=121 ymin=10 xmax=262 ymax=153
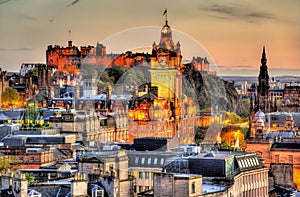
xmin=149 ymin=14 xmax=183 ymax=118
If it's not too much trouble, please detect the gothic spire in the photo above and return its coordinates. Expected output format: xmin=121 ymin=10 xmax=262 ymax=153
xmin=257 ymin=46 xmax=270 ymax=112
xmin=261 ymin=45 xmax=267 ymax=66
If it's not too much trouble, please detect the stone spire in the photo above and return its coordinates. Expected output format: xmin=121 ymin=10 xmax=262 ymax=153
xmin=257 ymin=46 xmax=270 ymax=112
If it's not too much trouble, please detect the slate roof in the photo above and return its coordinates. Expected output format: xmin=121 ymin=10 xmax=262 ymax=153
xmin=0 ymin=110 xmax=24 ymax=120
xmin=265 ymin=131 xmax=295 ymax=139
xmin=271 ymin=142 xmax=300 ymax=150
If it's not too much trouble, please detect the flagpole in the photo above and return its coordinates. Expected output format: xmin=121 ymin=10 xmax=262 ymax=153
xmin=166 ymin=9 xmax=167 ymax=22
xmin=163 ymin=9 xmax=168 ymax=23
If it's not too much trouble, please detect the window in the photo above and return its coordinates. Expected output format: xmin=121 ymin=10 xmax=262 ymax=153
xmin=145 ymin=186 xmax=150 ymax=191
xmin=275 ymin=154 xmax=279 ymax=163
xmin=148 ymin=158 xmax=151 ymax=165
xmin=289 ymin=155 xmax=293 ymax=163
xmin=154 ymin=158 xmax=158 ymax=165
xmin=135 ymin=157 xmax=139 ymax=164
xmin=160 ymin=158 xmax=164 ymax=165
xmin=141 ymin=158 xmax=145 ymax=164
xmin=139 ymin=172 xmax=143 ymax=179
xmin=139 ymin=186 xmax=143 ymax=193
xmin=191 ymin=182 xmax=195 ymax=193
xmin=145 ymin=172 xmax=150 ymax=179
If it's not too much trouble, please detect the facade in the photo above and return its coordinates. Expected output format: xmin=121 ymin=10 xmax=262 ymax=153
xmin=153 ymin=173 xmax=202 ymax=197
xmin=128 ymin=150 xmax=182 ymax=195
xmin=283 ymin=86 xmax=300 ymax=102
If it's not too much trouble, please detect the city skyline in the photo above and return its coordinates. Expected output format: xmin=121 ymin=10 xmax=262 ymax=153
xmin=0 ymin=0 xmax=300 ymax=76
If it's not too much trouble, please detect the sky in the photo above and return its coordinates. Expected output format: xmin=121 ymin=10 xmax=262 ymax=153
xmin=0 ymin=0 xmax=299 ymax=76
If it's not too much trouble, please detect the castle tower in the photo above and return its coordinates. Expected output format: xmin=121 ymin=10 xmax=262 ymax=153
xmin=257 ymin=46 xmax=270 ymax=112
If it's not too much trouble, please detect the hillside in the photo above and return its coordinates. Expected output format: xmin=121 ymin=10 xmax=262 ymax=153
xmin=183 ymin=69 xmax=246 ymax=113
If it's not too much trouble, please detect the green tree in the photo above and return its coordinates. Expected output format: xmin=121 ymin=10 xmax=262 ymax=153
xmin=224 ymin=112 xmax=242 ymax=124
xmin=24 ymin=172 xmax=35 ymax=183
xmin=0 ymin=157 xmax=22 ymax=174
xmin=1 ymin=87 xmax=20 ymax=104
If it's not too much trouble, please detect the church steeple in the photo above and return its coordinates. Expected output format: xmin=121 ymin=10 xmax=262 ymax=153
xmin=257 ymin=46 xmax=270 ymax=112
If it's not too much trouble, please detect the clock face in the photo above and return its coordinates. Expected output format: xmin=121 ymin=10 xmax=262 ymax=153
xmin=158 ymin=56 xmax=167 ymax=66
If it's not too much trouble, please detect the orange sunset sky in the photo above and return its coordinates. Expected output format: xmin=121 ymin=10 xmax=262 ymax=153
xmin=0 ymin=0 xmax=299 ymax=76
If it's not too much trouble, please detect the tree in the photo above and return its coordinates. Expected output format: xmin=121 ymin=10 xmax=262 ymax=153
xmin=1 ymin=87 xmax=20 ymax=104
xmin=24 ymin=172 xmax=35 ymax=183
xmin=0 ymin=156 xmax=22 ymax=174
xmin=224 ymin=112 xmax=242 ymax=125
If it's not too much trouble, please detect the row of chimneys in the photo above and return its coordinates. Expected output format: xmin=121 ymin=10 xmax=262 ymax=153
xmin=1 ymin=172 xmax=88 ymax=197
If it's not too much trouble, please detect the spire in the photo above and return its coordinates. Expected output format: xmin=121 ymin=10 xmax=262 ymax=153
xmin=261 ymin=45 xmax=267 ymax=66
xmin=262 ymin=46 xmax=266 ymax=58
xmin=257 ymin=46 xmax=270 ymax=112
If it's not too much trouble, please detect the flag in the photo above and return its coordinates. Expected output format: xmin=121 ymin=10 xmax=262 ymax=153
xmin=163 ymin=9 xmax=167 ymax=16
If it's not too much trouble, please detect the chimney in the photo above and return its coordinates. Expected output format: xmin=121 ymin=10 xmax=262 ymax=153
xmin=12 ymin=172 xmax=28 ymax=197
xmin=1 ymin=172 xmax=12 ymax=189
xmin=71 ymin=173 xmax=88 ymax=197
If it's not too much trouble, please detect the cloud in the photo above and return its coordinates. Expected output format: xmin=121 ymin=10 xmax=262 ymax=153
xmin=0 ymin=0 xmax=11 ymax=6
xmin=0 ymin=48 xmax=35 ymax=51
xmin=234 ymin=65 xmax=253 ymax=69
xmin=200 ymin=3 xmax=276 ymax=23
xmin=205 ymin=4 xmax=237 ymax=17
xmin=215 ymin=65 xmax=228 ymax=69
xmin=245 ymin=13 xmax=275 ymax=20
xmin=19 ymin=14 xmax=38 ymax=21
xmin=66 ymin=0 xmax=80 ymax=8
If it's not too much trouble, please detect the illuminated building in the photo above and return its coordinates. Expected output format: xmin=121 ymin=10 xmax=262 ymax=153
xmin=127 ymin=17 xmax=196 ymax=144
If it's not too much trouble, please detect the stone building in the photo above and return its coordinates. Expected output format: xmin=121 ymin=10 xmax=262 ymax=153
xmin=0 ymin=134 xmax=76 ymax=169
xmin=153 ymin=152 xmax=268 ymax=197
xmin=153 ymin=173 xmax=202 ymax=197
xmin=0 ymin=171 xmax=91 ymax=197
xmin=77 ymin=149 xmax=134 ymax=197
xmin=128 ymin=150 xmax=182 ymax=194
